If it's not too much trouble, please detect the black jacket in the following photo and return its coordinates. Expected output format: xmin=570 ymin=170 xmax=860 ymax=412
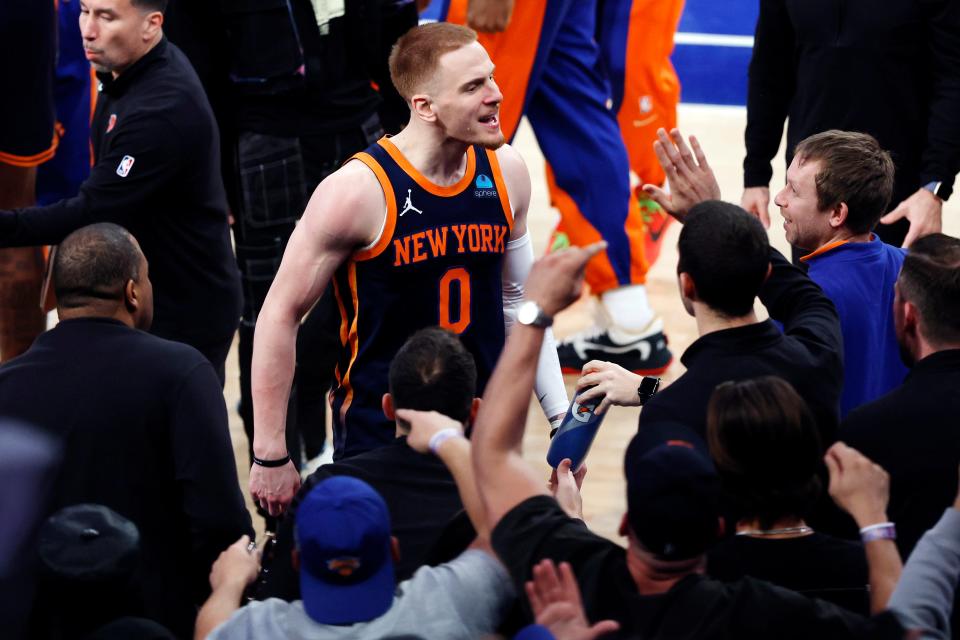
xmin=744 ymin=0 xmax=960 ymax=204
xmin=640 ymin=249 xmax=843 ymax=444
xmin=0 ymin=39 xmax=241 ymax=349
xmin=0 ymin=318 xmax=253 ymax=638
xmin=841 ymin=349 xmax=960 ymax=557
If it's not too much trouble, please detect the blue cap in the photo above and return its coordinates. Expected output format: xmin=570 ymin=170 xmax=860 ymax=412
xmin=295 ymin=476 xmax=396 ymax=624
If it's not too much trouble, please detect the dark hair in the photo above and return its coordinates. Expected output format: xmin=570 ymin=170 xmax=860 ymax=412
xmin=131 ymin=0 xmax=168 ymax=12
xmin=677 ymin=201 xmax=770 ymax=317
xmin=793 ymin=130 xmax=895 ymax=234
xmin=388 ymin=327 xmax=477 ymax=429
xmin=898 ymin=233 xmax=960 ymax=345
xmin=53 ymin=223 xmax=142 ymax=309
xmin=706 ymin=376 xmax=822 ymax=529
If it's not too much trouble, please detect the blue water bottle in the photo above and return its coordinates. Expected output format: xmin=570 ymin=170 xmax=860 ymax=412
xmin=547 ymin=388 xmax=606 ymax=471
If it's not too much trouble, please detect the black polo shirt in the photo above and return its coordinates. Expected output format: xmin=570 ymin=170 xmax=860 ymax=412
xmin=640 ymin=248 xmax=843 ymax=445
xmin=0 ymin=38 xmax=241 ymax=350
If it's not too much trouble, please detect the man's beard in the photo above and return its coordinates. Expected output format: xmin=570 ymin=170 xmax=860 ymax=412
xmin=480 ymin=132 xmax=506 ymax=150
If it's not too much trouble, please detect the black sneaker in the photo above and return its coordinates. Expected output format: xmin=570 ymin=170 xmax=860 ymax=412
xmin=557 ymin=318 xmax=672 ymax=375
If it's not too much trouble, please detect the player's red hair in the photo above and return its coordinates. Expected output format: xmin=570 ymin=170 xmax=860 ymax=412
xmin=389 ymin=22 xmax=478 ymax=102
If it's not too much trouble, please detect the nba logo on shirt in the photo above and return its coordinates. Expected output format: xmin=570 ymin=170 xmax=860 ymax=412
xmin=116 ymin=155 xmax=135 ymax=177
xmin=474 ymin=173 xmax=497 ymax=198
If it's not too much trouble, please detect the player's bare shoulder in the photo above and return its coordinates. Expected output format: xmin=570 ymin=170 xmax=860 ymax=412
xmin=299 ymin=159 xmax=387 ymax=249
xmin=495 ymin=143 xmax=532 ymax=233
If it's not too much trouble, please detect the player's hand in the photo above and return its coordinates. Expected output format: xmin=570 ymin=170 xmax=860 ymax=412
xmin=467 ymin=0 xmax=514 ymax=32
xmin=524 ymin=241 xmax=607 ymax=317
xmin=549 ymin=458 xmax=587 ymax=519
xmin=209 ymin=535 xmax=262 ymax=593
xmin=825 ymin=442 xmax=890 ymax=528
xmin=575 ymin=360 xmax=644 ymax=415
xmin=525 ymin=559 xmax=620 ymax=640
xmin=396 ymin=408 xmax=464 ymax=454
xmin=249 ymin=460 xmax=301 ymax=517
xmin=879 ymin=187 xmax=943 ymax=248
xmin=741 ymin=187 xmax=772 ymax=228
xmin=643 ymin=128 xmax=722 ymax=222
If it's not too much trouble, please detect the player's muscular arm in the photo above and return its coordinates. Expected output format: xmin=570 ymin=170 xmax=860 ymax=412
xmin=497 ymin=144 xmax=531 ymax=240
xmin=497 ymin=145 xmax=569 ymax=425
xmin=249 ymin=163 xmax=384 ymax=515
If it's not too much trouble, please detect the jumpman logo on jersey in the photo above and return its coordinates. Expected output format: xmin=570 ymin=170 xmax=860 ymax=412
xmin=400 ymin=189 xmax=423 ymax=217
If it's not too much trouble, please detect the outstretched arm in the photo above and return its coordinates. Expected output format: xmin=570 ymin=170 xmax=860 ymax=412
xmin=472 ymin=243 xmax=605 ymax=530
xmin=249 ymin=164 xmax=382 ymax=516
xmin=498 ymin=144 xmax=569 ymax=428
xmin=398 ymin=409 xmax=490 ymax=541
xmin=825 ymin=442 xmax=902 ymax=614
xmin=642 ymin=128 xmax=722 ymax=221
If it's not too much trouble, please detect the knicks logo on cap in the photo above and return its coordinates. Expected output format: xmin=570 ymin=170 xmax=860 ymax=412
xmin=106 ymin=114 xmax=118 ymax=133
xmin=116 ymin=155 xmax=135 ymax=178
xmin=326 ymin=556 xmax=361 ymax=577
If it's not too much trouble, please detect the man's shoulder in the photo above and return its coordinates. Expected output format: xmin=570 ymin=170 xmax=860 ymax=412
xmin=209 ymin=598 xmax=305 ymax=639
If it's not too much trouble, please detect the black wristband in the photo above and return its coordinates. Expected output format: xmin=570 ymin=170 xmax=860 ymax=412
xmin=252 ymin=454 xmax=291 ymax=468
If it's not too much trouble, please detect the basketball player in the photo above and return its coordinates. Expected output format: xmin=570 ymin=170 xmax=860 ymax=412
xmin=441 ymin=0 xmax=676 ymax=375
xmin=249 ymin=23 xmax=569 ymax=516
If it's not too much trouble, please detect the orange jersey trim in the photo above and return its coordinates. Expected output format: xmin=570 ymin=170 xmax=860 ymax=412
xmin=377 ymin=137 xmax=476 ymax=197
xmin=349 ymin=152 xmax=398 ymax=262
xmin=332 ymin=274 xmax=350 ymax=347
xmin=338 ymin=261 xmax=361 ymax=424
xmin=486 ymin=148 xmax=514 ymax=231
xmin=800 ymin=238 xmax=858 ymax=262
xmin=0 ymin=130 xmax=59 ymax=168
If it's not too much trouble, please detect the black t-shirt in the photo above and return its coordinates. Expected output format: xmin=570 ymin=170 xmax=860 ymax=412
xmin=492 ymin=496 xmax=902 ymax=639
xmin=707 ymin=533 xmax=869 ymax=615
xmin=259 ymin=438 xmax=468 ymax=601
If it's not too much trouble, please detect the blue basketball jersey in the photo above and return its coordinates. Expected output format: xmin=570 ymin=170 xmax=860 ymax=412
xmin=330 ymin=137 xmax=514 ymax=458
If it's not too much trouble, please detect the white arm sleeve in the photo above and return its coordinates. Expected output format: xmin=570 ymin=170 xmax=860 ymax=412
xmin=502 ymin=232 xmax=569 ymax=423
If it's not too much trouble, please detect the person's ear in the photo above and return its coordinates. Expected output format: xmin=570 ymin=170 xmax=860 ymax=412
xmin=143 ymin=10 xmax=163 ymax=41
xmin=124 ymin=278 xmax=140 ymax=313
xmin=903 ymin=300 xmax=921 ymax=337
xmin=382 ymin=393 xmax=395 ymax=420
xmin=679 ymin=272 xmax=698 ymax=302
xmin=390 ymin=536 xmax=401 ymax=562
xmin=411 ymin=94 xmax=437 ymax=123
xmin=468 ymin=397 xmax=481 ymax=425
xmin=291 ymin=548 xmax=300 ymax=573
xmin=618 ymin=513 xmax=629 ymax=538
xmin=829 ymin=202 xmax=849 ymax=229
xmin=763 ymin=261 xmax=773 ymax=283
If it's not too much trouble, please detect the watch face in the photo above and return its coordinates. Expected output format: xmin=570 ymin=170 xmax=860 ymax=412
xmin=518 ymin=302 xmax=538 ymax=324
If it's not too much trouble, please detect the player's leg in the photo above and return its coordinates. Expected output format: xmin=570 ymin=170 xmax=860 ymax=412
xmin=597 ymin=0 xmax=683 ymax=266
xmin=529 ymin=0 xmax=671 ymax=374
xmin=0 ymin=0 xmax=58 ymax=361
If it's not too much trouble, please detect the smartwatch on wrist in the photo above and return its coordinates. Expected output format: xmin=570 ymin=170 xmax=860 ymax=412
xmin=517 ymin=300 xmax=553 ymax=328
xmin=923 ymin=180 xmax=944 ymax=200
xmin=637 ymin=376 xmax=660 ymax=406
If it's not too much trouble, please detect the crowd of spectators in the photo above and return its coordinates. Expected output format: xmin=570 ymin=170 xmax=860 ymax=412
xmin=2 ymin=1 xmax=960 ymax=640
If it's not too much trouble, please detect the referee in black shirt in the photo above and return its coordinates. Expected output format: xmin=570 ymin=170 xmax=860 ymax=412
xmin=0 ymin=0 xmax=240 ymax=380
